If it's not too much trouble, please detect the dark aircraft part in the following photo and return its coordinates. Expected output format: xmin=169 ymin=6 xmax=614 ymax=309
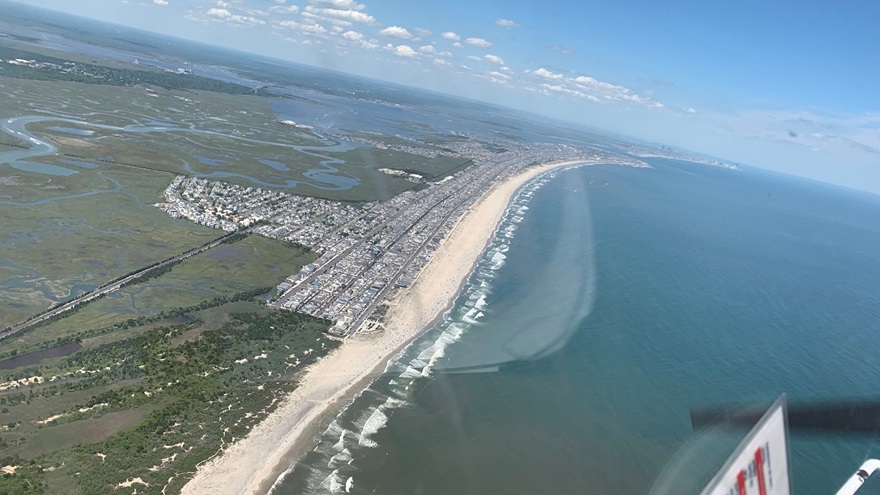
xmin=692 ymin=401 xmax=880 ymax=433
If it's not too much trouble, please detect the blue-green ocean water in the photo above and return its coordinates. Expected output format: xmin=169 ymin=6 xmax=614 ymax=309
xmin=273 ymin=159 xmax=880 ymax=495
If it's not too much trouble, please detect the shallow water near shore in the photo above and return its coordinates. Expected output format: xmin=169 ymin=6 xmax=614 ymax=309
xmin=272 ymin=158 xmax=880 ymax=495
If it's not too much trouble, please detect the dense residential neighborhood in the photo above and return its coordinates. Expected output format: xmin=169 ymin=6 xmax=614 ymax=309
xmin=157 ymin=141 xmax=643 ymax=335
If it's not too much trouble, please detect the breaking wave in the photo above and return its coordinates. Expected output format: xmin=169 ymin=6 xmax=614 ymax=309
xmin=269 ymin=165 xmax=584 ymax=494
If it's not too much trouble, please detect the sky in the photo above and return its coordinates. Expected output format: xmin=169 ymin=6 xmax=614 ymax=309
xmin=20 ymin=0 xmax=880 ymax=193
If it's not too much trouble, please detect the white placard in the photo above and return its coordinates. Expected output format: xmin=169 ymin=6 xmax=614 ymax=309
xmin=700 ymin=395 xmax=791 ymax=495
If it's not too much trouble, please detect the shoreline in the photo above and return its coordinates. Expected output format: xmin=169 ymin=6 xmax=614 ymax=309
xmin=180 ymin=159 xmax=587 ymax=495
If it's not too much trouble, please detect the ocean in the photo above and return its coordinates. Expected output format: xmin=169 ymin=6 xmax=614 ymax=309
xmin=271 ymin=158 xmax=880 ymax=495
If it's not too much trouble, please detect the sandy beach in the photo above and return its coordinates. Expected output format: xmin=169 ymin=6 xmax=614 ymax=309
xmin=180 ymin=159 xmax=586 ymax=495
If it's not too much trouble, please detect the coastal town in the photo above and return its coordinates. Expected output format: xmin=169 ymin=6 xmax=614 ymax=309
xmin=156 ymin=141 xmax=644 ymax=336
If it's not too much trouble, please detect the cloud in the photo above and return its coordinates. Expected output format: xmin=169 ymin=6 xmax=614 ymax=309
xmin=685 ymin=107 xmax=697 ymax=114
xmin=488 ymin=70 xmax=511 ymax=79
xmin=465 ymin=37 xmax=493 ymax=48
xmin=543 ymin=83 xmax=583 ymax=97
xmin=269 ymin=4 xmax=300 ymax=13
xmin=732 ymin=110 xmax=880 ymax=156
xmin=547 ymin=45 xmax=573 ymax=55
xmin=483 ymin=54 xmax=504 ymax=64
xmin=440 ymin=31 xmax=460 ymax=41
xmin=300 ymin=23 xmax=327 ymax=34
xmin=524 ymin=68 xmax=665 ymax=109
xmin=153 ymin=0 xmax=168 ymax=5
xmin=309 ymin=0 xmax=366 ymax=10
xmin=205 ymin=7 xmax=266 ymax=25
xmin=540 ymin=83 xmax=601 ymax=102
xmin=466 ymin=55 xmax=481 ymax=61
xmin=452 ymin=41 xmax=463 ymax=48
xmin=388 ymin=44 xmax=417 ymax=57
xmin=304 ymin=5 xmax=376 ymax=24
xmin=207 ymin=7 xmax=231 ymax=18
xmin=434 ymin=58 xmax=450 ymax=66
xmin=301 ymin=11 xmax=351 ymax=26
xmin=477 ymin=70 xmax=514 ymax=86
xmin=836 ymin=137 xmax=880 ymax=154
xmin=532 ymin=67 xmax=564 ymax=80
xmin=734 ymin=113 xmax=880 ymax=161
xmin=419 ymin=45 xmax=437 ymax=54
xmin=495 ymin=18 xmax=521 ymax=28
xmin=380 ymin=26 xmax=413 ymax=39
xmin=574 ymin=75 xmax=603 ymax=86
xmin=342 ymin=30 xmax=364 ymax=41
xmin=277 ymin=19 xmax=325 ymax=34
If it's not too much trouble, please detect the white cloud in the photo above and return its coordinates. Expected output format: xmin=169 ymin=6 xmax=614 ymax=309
xmin=488 ymin=70 xmax=511 ymax=79
xmin=484 ymin=54 xmax=504 ymax=64
xmin=465 ymin=37 xmax=493 ymax=48
xmin=686 ymin=107 xmax=697 ymax=114
xmin=477 ymin=69 xmax=513 ymax=86
xmin=574 ymin=75 xmax=597 ymax=85
xmin=304 ymin=5 xmax=376 ymax=24
xmin=207 ymin=8 xmax=231 ymax=18
xmin=332 ymin=25 xmax=344 ymax=32
xmin=538 ymin=83 xmax=599 ymax=102
xmin=342 ymin=30 xmax=364 ymax=41
xmin=437 ymin=50 xmax=453 ymax=57
xmin=548 ymin=45 xmax=574 ymax=55
xmin=153 ymin=0 xmax=169 ymax=5
xmin=440 ymin=31 xmax=460 ymax=41
xmin=380 ymin=26 xmax=413 ymax=39
xmin=205 ymin=7 xmax=265 ymax=25
xmin=452 ymin=41 xmax=463 ymax=48
xmin=277 ymin=19 xmax=326 ymax=33
xmin=532 ymin=67 xmax=564 ymax=80
xmin=391 ymin=45 xmax=417 ymax=57
xmin=495 ymin=18 xmax=521 ymax=28
xmin=309 ymin=0 xmax=366 ymax=10
xmin=573 ymin=76 xmax=627 ymax=93
xmin=360 ymin=39 xmax=379 ymax=49
xmin=434 ymin=58 xmax=450 ymax=65
xmin=543 ymin=83 xmax=581 ymax=96
xmin=419 ymin=45 xmax=437 ymax=54
xmin=301 ymin=11 xmax=351 ymax=26
xmin=269 ymin=4 xmax=300 ymax=13
xmin=466 ymin=55 xmax=481 ymax=61
xmin=300 ymin=23 xmax=327 ymax=34
xmin=526 ymin=70 xmax=665 ymax=109
xmin=414 ymin=28 xmax=432 ymax=37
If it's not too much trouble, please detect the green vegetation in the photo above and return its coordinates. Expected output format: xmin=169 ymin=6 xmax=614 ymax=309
xmin=0 ymin=45 xmax=253 ymax=94
xmin=0 ymin=164 xmax=220 ymax=327
xmin=0 ymin=294 xmax=337 ymax=495
xmin=0 ymin=73 xmax=463 ymax=321
xmin=0 ymin=235 xmax=315 ymax=357
xmin=0 ymin=16 xmax=496 ymax=494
